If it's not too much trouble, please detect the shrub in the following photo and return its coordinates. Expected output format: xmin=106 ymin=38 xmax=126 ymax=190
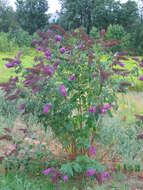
xmin=90 ymin=27 xmax=100 ymax=39
xmin=32 ymin=32 xmax=41 ymax=41
xmin=8 ymin=29 xmax=33 ymax=47
xmin=0 ymin=26 xmax=135 ymax=189
xmin=0 ymin=32 xmax=17 ymax=52
xmin=106 ymin=24 xmax=130 ymax=52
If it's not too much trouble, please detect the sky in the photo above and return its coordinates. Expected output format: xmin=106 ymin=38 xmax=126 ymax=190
xmin=9 ymin=0 xmax=136 ymax=14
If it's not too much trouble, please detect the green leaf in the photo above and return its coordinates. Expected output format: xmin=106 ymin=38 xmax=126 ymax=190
xmin=72 ymin=163 xmax=82 ymax=173
xmin=60 ymin=163 xmax=73 ymax=177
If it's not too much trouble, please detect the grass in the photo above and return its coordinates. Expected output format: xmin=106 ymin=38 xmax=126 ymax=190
xmin=117 ymin=91 xmax=143 ymax=124
xmin=0 ymin=50 xmax=36 ymax=83
xmin=0 ymin=172 xmax=71 ymax=190
xmin=0 ymin=170 xmax=142 ymax=190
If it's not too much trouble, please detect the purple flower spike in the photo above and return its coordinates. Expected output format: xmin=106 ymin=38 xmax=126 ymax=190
xmin=5 ymin=62 xmax=13 ymax=68
xmin=18 ymin=103 xmax=25 ymax=111
xmin=139 ymin=76 xmax=143 ymax=81
xmin=86 ymin=169 xmax=96 ymax=177
xmin=13 ymin=58 xmax=21 ymax=66
xmin=60 ymin=84 xmax=67 ymax=97
xmin=54 ymin=59 xmax=61 ymax=70
xmin=89 ymin=106 xmax=96 ymax=113
xmin=47 ymin=56 xmax=51 ymax=60
xmin=43 ymin=103 xmax=52 ymax=114
xmin=119 ymin=62 xmax=125 ymax=67
xmin=88 ymin=145 xmax=96 ymax=156
xmin=10 ymin=77 xmax=19 ymax=83
xmin=135 ymin=56 xmax=139 ymax=61
xmin=79 ymin=43 xmax=83 ymax=50
xmin=32 ymin=86 xmax=40 ymax=94
xmin=69 ymin=74 xmax=75 ymax=81
xmin=43 ymin=65 xmax=53 ymax=77
xmin=42 ymin=168 xmax=52 ymax=175
xmin=18 ymin=51 xmax=22 ymax=58
xmin=102 ymin=171 xmax=110 ymax=181
xmin=56 ymin=35 xmax=62 ymax=42
xmin=104 ymin=103 xmax=111 ymax=110
xmin=45 ymin=48 xmax=51 ymax=59
xmin=37 ymin=46 xmax=43 ymax=52
xmin=60 ymin=47 xmax=65 ymax=54
xmin=63 ymin=175 xmax=68 ymax=182
xmin=101 ymin=108 xmax=107 ymax=114
xmin=47 ymin=65 xmax=53 ymax=77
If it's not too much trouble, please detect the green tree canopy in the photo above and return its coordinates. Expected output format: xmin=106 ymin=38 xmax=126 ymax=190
xmin=16 ymin=0 xmax=49 ymax=34
xmin=58 ymin=0 xmax=139 ymax=33
xmin=0 ymin=0 xmax=18 ymax=32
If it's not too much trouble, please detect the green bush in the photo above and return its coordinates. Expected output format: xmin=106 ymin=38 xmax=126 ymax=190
xmin=106 ymin=24 xmax=130 ymax=52
xmin=8 ymin=29 xmax=33 ymax=47
xmin=32 ymin=32 xmax=41 ymax=41
xmin=90 ymin=27 xmax=100 ymax=39
xmin=0 ymin=32 xmax=17 ymax=52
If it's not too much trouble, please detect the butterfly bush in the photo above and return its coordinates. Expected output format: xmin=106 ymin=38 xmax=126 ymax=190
xmin=0 ymin=25 xmax=136 ymax=187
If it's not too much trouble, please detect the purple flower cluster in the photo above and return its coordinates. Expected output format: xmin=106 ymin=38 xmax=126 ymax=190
xmin=42 ymin=168 xmax=68 ymax=183
xmin=86 ymin=169 xmax=96 ymax=177
xmin=43 ymin=103 xmax=52 ymax=114
xmin=88 ymin=106 xmax=96 ymax=113
xmin=69 ymin=74 xmax=75 ymax=81
xmin=45 ymin=48 xmax=51 ymax=60
xmin=43 ymin=65 xmax=53 ymax=77
xmin=79 ymin=43 xmax=83 ymax=50
xmin=102 ymin=171 xmax=110 ymax=181
xmin=88 ymin=145 xmax=96 ymax=156
xmin=100 ymin=103 xmax=111 ymax=114
xmin=42 ymin=168 xmax=52 ymax=175
xmin=139 ymin=76 xmax=143 ymax=81
xmin=63 ymin=175 xmax=68 ymax=182
xmin=119 ymin=62 xmax=125 ymax=67
xmin=60 ymin=84 xmax=67 ymax=97
xmin=54 ymin=59 xmax=61 ymax=70
xmin=60 ymin=47 xmax=65 ymax=54
xmin=37 ymin=46 xmax=43 ymax=52
xmin=86 ymin=169 xmax=110 ymax=183
xmin=135 ymin=56 xmax=139 ymax=61
xmin=56 ymin=35 xmax=62 ymax=42
xmin=5 ymin=53 xmax=22 ymax=68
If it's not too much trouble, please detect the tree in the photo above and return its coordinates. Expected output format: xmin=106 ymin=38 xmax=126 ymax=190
xmin=138 ymin=0 xmax=143 ymax=23
xmin=0 ymin=0 xmax=18 ymax=32
xmin=59 ymin=0 xmax=95 ymax=34
xmin=119 ymin=0 xmax=139 ymax=32
xmin=58 ymin=0 xmax=139 ymax=34
xmin=92 ymin=0 xmax=121 ymax=29
xmin=16 ymin=0 xmax=49 ymax=34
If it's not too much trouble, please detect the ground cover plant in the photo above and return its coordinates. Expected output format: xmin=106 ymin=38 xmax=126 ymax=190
xmin=1 ymin=25 xmax=143 ymax=189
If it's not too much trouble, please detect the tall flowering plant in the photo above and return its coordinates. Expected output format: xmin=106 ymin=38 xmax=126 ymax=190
xmin=0 ymin=26 xmax=131 ymax=187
